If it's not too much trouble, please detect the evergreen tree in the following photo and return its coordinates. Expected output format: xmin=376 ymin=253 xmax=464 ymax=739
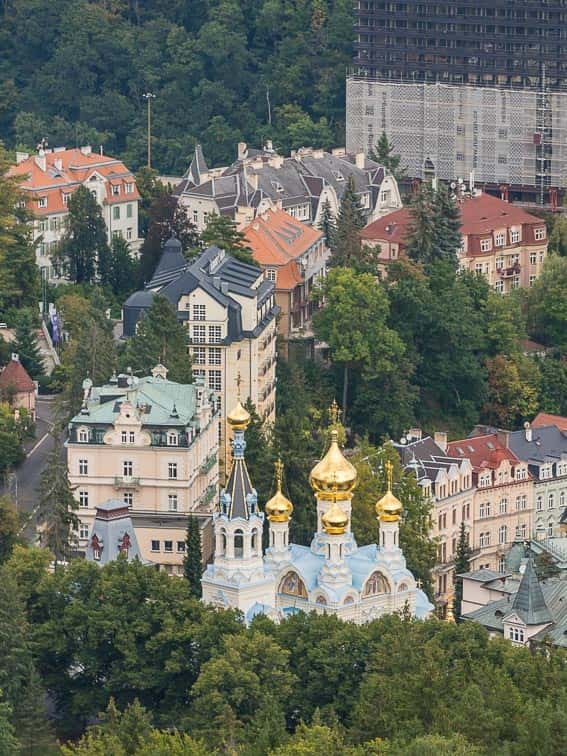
xmin=13 ymin=663 xmax=55 ymax=755
xmin=108 ymin=235 xmax=138 ymax=298
xmin=317 ymin=198 xmax=336 ymax=248
xmin=55 ymin=186 xmax=110 ymax=284
xmin=453 ymin=522 xmax=472 ymax=621
xmin=242 ymin=399 xmax=275 ymax=506
xmin=138 ymin=195 xmax=199 ymax=286
xmin=329 ymin=177 xmax=366 ymax=268
xmin=36 ymin=429 xmax=79 ymax=563
xmin=434 ymin=183 xmax=462 ymax=265
xmin=121 ymin=295 xmax=192 ymax=383
xmin=201 ymin=214 xmax=256 ymax=266
xmin=370 ymin=131 xmax=407 ymax=180
xmin=0 ymin=496 xmax=22 ymax=564
xmin=13 ymin=309 xmax=45 ymax=380
xmin=405 ymin=182 xmax=439 ymax=266
xmin=183 ymin=516 xmax=203 ymax=598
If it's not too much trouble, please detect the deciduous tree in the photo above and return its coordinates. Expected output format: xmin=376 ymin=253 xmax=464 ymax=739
xmin=201 ymin=213 xmax=256 ymax=266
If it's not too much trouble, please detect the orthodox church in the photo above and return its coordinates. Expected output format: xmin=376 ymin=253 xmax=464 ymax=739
xmin=201 ymin=399 xmax=432 ymax=623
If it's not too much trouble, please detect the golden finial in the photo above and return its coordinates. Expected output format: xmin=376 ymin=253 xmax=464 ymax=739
xmin=445 ymin=589 xmax=455 ymax=623
xmin=375 ymin=459 xmax=403 ymax=522
xmin=309 ymin=402 xmax=357 ymax=500
xmin=265 ymin=458 xmax=293 ymax=522
xmin=329 ymin=399 xmax=340 ymax=426
xmin=385 ymin=460 xmax=393 ymax=491
xmin=236 ymin=371 xmax=242 ymax=398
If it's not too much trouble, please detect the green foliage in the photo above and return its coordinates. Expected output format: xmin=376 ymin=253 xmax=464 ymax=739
xmin=405 ymin=183 xmax=461 ymax=268
xmin=547 ymin=213 xmax=567 ymax=257
xmin=201 ymin=214 xmax=256 ymax=266
xmin=483 ymin=353 xmax=540 ymax=429
xmin=13 ymin=309 xmax=45 ymax=380
xmin=183 ymin=516 xmax=203 ymax=598
xmin=0 ymin=401 xmax=28 ymax=475
xmin=328 ymin=177 xmax=366 ymax=268
xmin=0 ymin=696 xmax=19 ymax=755
xmin=108 ymin=235 xmax=139 ymax=299
xmin=453 ymin=523 xmax=472 ymax=621
xmin=0 ymin=496 xmax=23 ymax=565
xmin=534 ymin=551 xmax=561 ymax=581
xmin=528 ymin=255 xmax=567 ymax=348
xmin=55 ymin=186 xmax=110 ymax=284
xmin=121 ymin=295 xmax=192 ymax=383
xmin=370 ymin=131 xmax=407 ymax=180
xmin=538 ymin=354 xmax=567 ymax=415
xmin=317 ymin=198 xmax=335 ymax=248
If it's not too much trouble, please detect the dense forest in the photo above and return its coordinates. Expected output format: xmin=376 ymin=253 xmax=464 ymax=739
xmin=0 ymin=0 xmax=353 ymax=172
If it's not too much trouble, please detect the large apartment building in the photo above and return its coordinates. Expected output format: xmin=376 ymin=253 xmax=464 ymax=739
xmin=394 ymin=430 xmax=474 ymax=610
xmin=348 ymin=2 xmax=567 ymax=202
xmin=8 ymin=146 xmax=141 ymax=279
xmin=447 ymin=434 xmax=534 ymax=573
xmin=361 ymin=192 xmax=548 ymax=292
xmin=123 ymin=238 xmax=278 ymax=475
xmin=175 ymin=142 xmax=402 ymax=232
xmin=66 ymin=365 xmax=219 ymax=571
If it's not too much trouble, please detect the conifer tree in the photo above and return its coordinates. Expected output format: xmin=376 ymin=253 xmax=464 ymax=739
xmin=121 ymin=295 xmax=192 ymax=383
xmin=371 ymin=131 xmax=406 ymax=179
xmin=434 ymin=182 xmax=462 ymax=265
xmin=453 ymin=522 xmax=472 ymax=621
xmin=13 ymin=664 xmax=55 ymax=754
xmin=13 ymin=309 xmax=45 ymax=380
xmin=108 ymin=235 xmax=138 ymax=298
xmin=405 ymin=182 xmax=439 ymax=266
xmin=0 ymin=697 xmax=19 ymax=755
xmin=36 ymin=429 xmax=80 ymax=563
xmin=55 ymin=186 xmax=110 ymax=284
xmin=242 ymin=398 xmax=275 ymax=506
xmin=183 ymin=515 xmax=203 ymax=598
xmin=201 ymin=214 xmax=256 ymax=266
xmin=318 ymin=198 xmax=336 ymax=248
xmin=329 ymin=177 xmax=366 ymax=268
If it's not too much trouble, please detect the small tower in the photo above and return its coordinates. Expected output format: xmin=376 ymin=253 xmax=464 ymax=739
xmin=375 ymin=460 xmax=405 ymax=571
xmin=265 ymin=459 xmax=293 ymax=566
xmin=309 ymin=400 xmax=358 ymax=557
xmin=318 ymin=481 xmax=352 ymax=589
xmin=201 ymin=398 xmax=276 ymax=616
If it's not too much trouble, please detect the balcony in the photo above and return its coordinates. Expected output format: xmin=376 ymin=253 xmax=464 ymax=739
xmin=200 ymin=484 xmax=217 ymax=508
xmin=113 ymin=476 xmax=140 ymax=489
xmin=498 ymin=263 xmax=521 ymax=278
xmin=200 ymin=453 xmax=217 ymax=475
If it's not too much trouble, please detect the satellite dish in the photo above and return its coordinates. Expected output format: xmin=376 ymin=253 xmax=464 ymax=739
xmin=450 ymin=182 xmax=456 ymax=189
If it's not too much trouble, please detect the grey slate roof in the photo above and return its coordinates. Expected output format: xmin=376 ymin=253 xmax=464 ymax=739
xmin=506 ymin=425 xmax=567 ymax=470
xmin=512 ymin=557 xmax=553 ymax=625
xmin=225 ymin=456 xmax=254 ymax=519
xmin=87 ymin=500 xmax=146 ymax=566
xmin=459 ymin=568 xmax=507 ymax=583
xmin=147 ymin=236 xmax=187 ymax=289
xmin=393 ymin=436 xmax=466 ymax=484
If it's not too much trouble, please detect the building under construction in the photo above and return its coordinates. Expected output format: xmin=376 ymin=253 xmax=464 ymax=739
xmin=348 ymin=1 xmax=567 ymax=204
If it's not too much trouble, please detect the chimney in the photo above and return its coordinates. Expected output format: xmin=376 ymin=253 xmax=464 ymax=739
xmin=213 ymin=276 xmax=221 ymax=289
xmin=355 ymin=152 xmax=366 ymax=169
xmin=434 ymin=431 xmax=448 ymax=452
xmin=221 ymin=281 xmax=229 ymax=294
xmin=496 ymin=429 xmax=510 ymax=448
xmin=11 ymin=353 xmax=19 ymax=362
xmin=238 ymin=142 xmax=247 ymax=160
xmin=524 ymin=421 xmax=533 ymax=442
xmin=406 ymin=428 xmax=422 ymax=442
xmin=34 ymin=154 xmax=47 ymax=172
xmin=80 ymin=145 xmax=92 ymax=156
xmin=16 ymin=152 xmax=29 ymax=165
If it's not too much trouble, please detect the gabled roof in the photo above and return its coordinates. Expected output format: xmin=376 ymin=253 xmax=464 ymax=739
xmin=243 ymin=208 xmax=323 ymax=267
xmin=506 ymin=425 xmax=567 ymax=465
xmin=532 ymin=413 xmax=567 ymax=432
xmin=147 ymin=235 xmax=188 ymax=289
xmin=511 ymin=557 xmax=553 ymax=625
xmin=361 ymin=207 xmax=412 ymax=243
xmin=447 ymin=433 xmax=518 ymax=472
xmin=0 ymin=357 xmax=35 ymax=393
xmin=276 ymin=260 xmax=303 ymax=290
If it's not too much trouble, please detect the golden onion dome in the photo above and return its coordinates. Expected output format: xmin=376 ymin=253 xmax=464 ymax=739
xmin=227 ymin=399 xmax=250 ymax=430
xmin=310 ymin=428 xmax=357 ymax=500
xmin=265 ymin=460 xmax=294 ymax=522
xmin=375 ymin=460 xmax=403 ymax=522
xmin=322 ymin=498 xmax=349 ymax=535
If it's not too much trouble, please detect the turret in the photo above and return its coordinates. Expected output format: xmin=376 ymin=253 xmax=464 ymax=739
xmin=265 ymin=459 xmax=293 ymax=565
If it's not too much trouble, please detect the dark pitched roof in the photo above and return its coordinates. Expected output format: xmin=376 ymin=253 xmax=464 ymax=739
xmin=512 ymin=557 xmax=553 ymax=625
xmin=147 ymin=236 xmax=187 ymax=289
xmin=0 ymin=357 xmax=35 ymax=392
xmin=225 ymin=456 xmax=255 ymax=518
xmin=506 ymin=425 xmax=567 ymax=466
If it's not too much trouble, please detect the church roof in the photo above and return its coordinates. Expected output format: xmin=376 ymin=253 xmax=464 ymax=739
xmin=511 ymin=557 xmax=553 ymax=625
xmin=225 ymin=456 xmax=255 ymax=519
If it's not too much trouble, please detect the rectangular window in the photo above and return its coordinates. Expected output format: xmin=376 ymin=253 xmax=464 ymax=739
xmin=121 ymin=431 xmax=128 ymax=443
xmin=168 ymin=494 xmax=178 ymax=511
xmin=164 ymin=540 xmax=173 ymax=553
xmin=475 ymin=263 xmax=483 ymax=274
xmin=193 ymin=210 xmax=198 ymax=223
xmin=495 ymin=280 xmax=504 ymax=293
xmin=208 ymin=347 xmax=221 ymax=365
xmin=168 ymin=433 xmax=178 ymax=446
xmin=192 ymin=325 xmax=206 ymax=343
xmin=129 ymin=431 xmax=135 ymax=443
xmin=126 ymin=228 xmax=133 ymax=240
xmin=62 ymin=193 xmax=70 ymax=206
xmin=177 ymin=541 xmax=186 ymax=553
xmin=79 ymin=523 xmax=89 ymax=539
xmin=125 ymin=183 xmax=134 ymax=194
xmin=113 ymin=205 xmax=120 ymax=220
xmin=124 ymin=492 xmax=133 ymax=506
xmin=208 ymin=370 xmax=222 ymax=391
xmin=38 ymin=197 xmax=47 ymax=208
xmin=193 ymin=304 xmax=206 ymax=321
xmin=79 ymin=490 xmax=89 ymax=508
xmin=530 ymin=252 xmax=537 ymax=265
xmin=209 ymin=325 xmax=222 ymax=344
xmin=510 ymin=230 xmax=520 ymax=243
xmin=123 ymin=461 xmax=133 ymax=477
xmin=126 ymin=203 xmax=133 ymax=218
xmin=79 ymin=459 xmax=88 ymax=475
xmin=112 ymin=185 xmax=120 ymax=196
xmin=193 ymin=347 xmax=206 ymax=365
xmin=534 ymin=227 xmax=546 ymax=241
xmin=480 ymin=238 xmax=491 ymax=252
xmin=151 ymin=540 xmax=160 ymax=552
xmin=495 ymin=233 xmax=505 ymax=247
xmin=168 ymin=462 xmax=178 ymax=479
xmin=267 ymin=269 xmax=277 ymax=282
xmin=193 ymin=368 xmax=205 ymax=383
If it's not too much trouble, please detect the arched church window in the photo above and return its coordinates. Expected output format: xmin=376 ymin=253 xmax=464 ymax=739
xmin=398 ymin=583 xmax=408 ymax=592
xmin=363 ymin=571 xmax=390 ymax=597
xmin=220 ymin=530 xmax=227 ymax=556
xmin=234 ymin=529 xmax=244 ymax=558
xmin=251 ymin=529 xmax=258 ymax=553
xmin=316 ymin=595 xmax=327 ymax=606
xmin=343 ymin=595 xmax=355 ymax=605
xmin=279 ymin=571 xmax=308 ymax=599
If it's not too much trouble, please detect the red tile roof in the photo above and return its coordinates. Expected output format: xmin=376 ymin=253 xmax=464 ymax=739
xmin=0 ymin=358 xmax=35 ymax=393
xmin=532 ymin=413 xmax=567 ymax=432
xmin=243 ymin=208 xmax=323 ymax=267
xmin=360 ymin=207 xmax=411 ymax=245
xmin=447 ymin=433 xmax=518 ymax=472
xmin=276 ymin=260 xmax=303 ymax=290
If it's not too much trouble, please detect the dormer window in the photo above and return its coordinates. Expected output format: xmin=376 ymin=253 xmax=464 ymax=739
xmin=267 ymin=269 xmax=276 ymax=282
xmin=112 ymin=185 xmax=120 ymax=196
xmin=480 ymin=238 xmax=491 ymax=252
xmin=534 ymin=227 xmax=546 ymax=241
xmin=168 ymin=432 xmax=178 ymax=446
xmin=332 ymin=170 xmax=345 ymax=181
xmin=38 ymin=197 xmax=47 ymax=209
xmin=78 ymin=428 xmax=89 ymax=443
xmin=125 ymin=182 xmax=134 ymax=194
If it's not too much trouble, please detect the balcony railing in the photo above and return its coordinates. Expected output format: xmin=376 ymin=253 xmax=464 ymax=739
xmin=200 ymin=484 xmax=216 ymax=507
xmin=113 ymin=476 xmax=140 ymax=489
xmin=498 ymin=263 xmax=521 ymax=278
xmin=200 ymin=453 xmax=217 ymax=475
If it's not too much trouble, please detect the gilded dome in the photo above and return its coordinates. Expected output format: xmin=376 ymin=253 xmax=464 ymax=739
xmin=310 ymin=428 xmax=357 ymax=500
xmin=227 ymin=399 xmax=250 ymax=430
xmin=265 ymin=460 xmax=293 ymax=522
xmin=375 ymin=461 xmax=403 ymax=522
xmin=322 ymin=499 xmax=349 ymax=535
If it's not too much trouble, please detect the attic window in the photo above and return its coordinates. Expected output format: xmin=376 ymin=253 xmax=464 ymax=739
xmin=486 ymin=442 xmax=495 ymax=450
xmin=467 ymin=445 xmax=475 ymax=453
xmin=495 ymin=609 xmax=504 ymax=618
xmin=333 ymin=170 xmax=345 ymax=181
xmin=271 ymin=181 xmax=284 ymax=193
xmin=456 ymin=447 xmax=464 ymax=455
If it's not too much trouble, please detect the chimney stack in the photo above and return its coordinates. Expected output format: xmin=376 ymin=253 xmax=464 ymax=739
xmin=524 ymin=422 xmax=533 ymax=442
xmin=238 ymin=142 xmax=247 ymax=160
xmin=434 ymin=431 xmax=448 ymax=452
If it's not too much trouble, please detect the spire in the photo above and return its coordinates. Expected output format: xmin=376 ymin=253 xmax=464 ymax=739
xmin=512 ymin=557 xmax=552 ymax=625
xmin=223 ymin=383 xmax=256 ymax=519
xmin=265 ymin=459 xmax=293 ymax=522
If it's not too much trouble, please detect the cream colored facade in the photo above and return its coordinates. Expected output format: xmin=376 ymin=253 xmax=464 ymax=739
xmin=66 ymin=368 xmax=219 ymax=554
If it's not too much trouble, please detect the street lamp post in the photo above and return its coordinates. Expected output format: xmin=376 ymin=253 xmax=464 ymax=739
xmin=142 ymin=92 xmax=156 ymax=169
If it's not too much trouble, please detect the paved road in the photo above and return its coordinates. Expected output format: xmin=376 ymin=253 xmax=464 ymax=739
xmin=4 ymin=396 xmax=59 ymax=538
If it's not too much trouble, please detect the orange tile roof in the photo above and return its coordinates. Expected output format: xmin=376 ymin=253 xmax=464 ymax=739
xmin=532 ymin=413 xmax=567 ymax=432
xmin=360 ymin=207 xmax=412 ymax=244
xmin=243 ymin=208 xmax=323 ymax=267
xmin=8 ymin=148 xmax=140 ymax=214
xmin=276 ymin=260 xmax=303 ymax=290
xmin=0 ymin=358 xmax=35 ymax=393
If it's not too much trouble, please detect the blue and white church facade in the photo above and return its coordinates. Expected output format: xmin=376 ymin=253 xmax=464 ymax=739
xmin=201 ymin=400 xmax=432 ymax=624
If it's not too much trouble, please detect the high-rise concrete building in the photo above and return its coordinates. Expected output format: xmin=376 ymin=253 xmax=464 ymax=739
xmin=348 ymin=1 xmax=567 ymax=203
